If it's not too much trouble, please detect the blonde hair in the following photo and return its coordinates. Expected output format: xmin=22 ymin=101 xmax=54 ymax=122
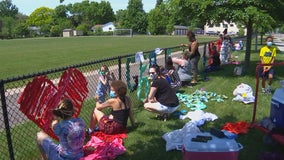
xmin=181 ymin=51 xmax=189 ymax=60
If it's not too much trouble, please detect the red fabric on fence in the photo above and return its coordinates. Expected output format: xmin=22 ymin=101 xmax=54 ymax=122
xmin=17 ymin=68 xmax=88 ymax=140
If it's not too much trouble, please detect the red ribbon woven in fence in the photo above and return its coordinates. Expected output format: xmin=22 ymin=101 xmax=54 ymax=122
xmin=17 ymin=68 xmax=89 ymax=140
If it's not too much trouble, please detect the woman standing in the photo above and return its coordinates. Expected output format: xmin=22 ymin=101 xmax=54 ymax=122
xmin=182 ymin=30 xmax=200 ymax=84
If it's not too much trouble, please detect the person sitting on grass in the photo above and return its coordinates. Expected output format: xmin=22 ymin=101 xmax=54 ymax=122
xmin=144 ymin=64 xmax=179 ymax=121
xmin=204 ymin=42 xmax=221 ymax=73
xmin=160 ymin=57 xmax=181 ymax=90
xmin=88 ymin=80 xmax=135 ymax=135
xmin=36 ymin=99 xmax=86 ymax=160
xmin=172 ymin=51 xmax=192 ymax=87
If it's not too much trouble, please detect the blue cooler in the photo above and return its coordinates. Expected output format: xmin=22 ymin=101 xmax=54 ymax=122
xmin=270 ymin=88 xmax=284 ymax=128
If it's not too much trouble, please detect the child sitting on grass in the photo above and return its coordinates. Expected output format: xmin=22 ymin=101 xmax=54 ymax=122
xmin=203 ymin=42 xmax=221 ymax=81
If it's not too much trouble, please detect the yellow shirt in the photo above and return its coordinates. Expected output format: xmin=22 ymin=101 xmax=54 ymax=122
xmin=259 ymin=46 xmax=276 ymax=68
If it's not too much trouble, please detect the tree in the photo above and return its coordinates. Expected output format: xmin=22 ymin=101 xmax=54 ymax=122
xmin=0 ymin=0 xmax=18 ymax=38
xmin=167 ymin=0 xmax=284 ymax=72
xmin=50 ymin=25 xmax=62 ymax=37
xmin=115 ymin=9 xmax=128 ymax=28
xmin=76 ymin=23 xmax=89 ymax=35
xmin=0 ymin=0 xmax=18 ymax=18
xmin=279 ymin=25 xmax=284 ymax=33
xmin=54 ymin=5 xmax=68 ymax=19
xmin=156 ymin=0 xmax=163 ymax=7
xmin=0 ymin=16 xmax=16 ymax=38
xmin=124 ymin=0 xmax=148 ymax=34
xmin=67 ymin=1 xmax=115 ymax=32
xmin=52 ymin=5 xmax=72 ymax=37
xmin=26 ymin=7 xmax=54 ymax=27
xmin=147 ymin=3 xmax=169 ymax=35
xmin=14 ymin=22 xmax=29 ymax=37
xmin=97 ymin=1 xmax=115 ymax=24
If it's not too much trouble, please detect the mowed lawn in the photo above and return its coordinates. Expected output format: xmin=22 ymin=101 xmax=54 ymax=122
xmin=1 ymin=35 xmax=284 ymax=160
xmin=0 ymin=35 xmax=216 ymax=79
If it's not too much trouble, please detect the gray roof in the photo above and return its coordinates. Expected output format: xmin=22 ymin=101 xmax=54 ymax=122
xmin=174 ymin=25 xmax=188 ymax=29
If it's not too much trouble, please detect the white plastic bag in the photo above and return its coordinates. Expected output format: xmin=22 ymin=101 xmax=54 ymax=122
xmin=162 ymin=122 xmax=201 ymax=151
xmin=232 ymin=83 xmax=255 ymax=104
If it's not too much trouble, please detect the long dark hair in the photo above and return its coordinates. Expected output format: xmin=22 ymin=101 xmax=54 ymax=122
xmin=150 ymin=64 xmax=161 ymax=76
xmin=166 ymin=57 xmax=174 ymax=70
xmin=186 ymin=30 xmax=196 ymax=42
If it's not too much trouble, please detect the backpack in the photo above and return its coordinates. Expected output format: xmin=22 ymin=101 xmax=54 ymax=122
xmin=234 ymin=66 xmax=243 ymax=76
xmin=167 ymin=69 xmax=182 ymax=89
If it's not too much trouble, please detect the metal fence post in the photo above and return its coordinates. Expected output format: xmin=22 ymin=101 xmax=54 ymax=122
xmin=203 ymin=43 xmax=207 ymax=70
xmin=255 ymin=31 xmax=258 ymax=51
xmin=164 ymin=49 xmax=168 ymax=63
xmin=118 ymin=56 xmax=122 ymax=80
xmin=0 ymin=80 xmax=15 ymax=160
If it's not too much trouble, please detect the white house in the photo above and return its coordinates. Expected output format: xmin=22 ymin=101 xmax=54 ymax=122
xmin=102 ymin=22 xmax=116 ymax=32
xmin=204 ymin=21 xmax=245 ymax=35
xmin=91 ymin=22 xmax=116 ymax=32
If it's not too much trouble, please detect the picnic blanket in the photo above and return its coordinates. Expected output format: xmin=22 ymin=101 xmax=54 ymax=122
xmin=82 ymin=132 xmax=128 ymax=160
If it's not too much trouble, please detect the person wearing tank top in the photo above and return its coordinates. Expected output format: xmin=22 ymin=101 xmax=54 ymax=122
xmin=172 ymin=51 xmax=192 ymax=87
xmin=88 ymin=80 xmax=135 ymax=135
xmin=181 ymin=30 xmax=200 ymax=84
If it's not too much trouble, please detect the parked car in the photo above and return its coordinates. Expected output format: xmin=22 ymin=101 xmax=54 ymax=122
xmin=206 ymin=31 xmax=218 ymax=36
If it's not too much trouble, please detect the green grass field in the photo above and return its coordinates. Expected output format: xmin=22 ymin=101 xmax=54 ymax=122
xmin=1 ymin=36 xmax=284 ymax=160
xmin=114 ymin=49 xmax=284 ymax=160
xmin=0 ymin=35 xmax=216 ymax=80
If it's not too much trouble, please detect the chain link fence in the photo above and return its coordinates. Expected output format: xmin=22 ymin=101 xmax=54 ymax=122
xmin=0 ymin=45 xmax=189 ymax=159
xmin=0 ymin=37 xmax=249 ymax=159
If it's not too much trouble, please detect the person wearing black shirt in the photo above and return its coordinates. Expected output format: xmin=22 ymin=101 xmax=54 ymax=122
xmin=144 ymin=64 xmax=179 ymax=121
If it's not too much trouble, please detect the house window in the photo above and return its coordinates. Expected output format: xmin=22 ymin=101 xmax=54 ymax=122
xmin=209 ymin=24 xmax=214 ymax=28
xmin=109 ymin=27 xmax=112 ymax=31
xmin=215 ymin=23 xmax=220 ymax=27
xmin=223 ymin=24 xmax=228 ymax=28
xmin=230 ymin=23 xmax=234 ymax=27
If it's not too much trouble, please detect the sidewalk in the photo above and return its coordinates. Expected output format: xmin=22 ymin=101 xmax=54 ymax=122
xmin=273 ymin=35 xmax=284 ymax=53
